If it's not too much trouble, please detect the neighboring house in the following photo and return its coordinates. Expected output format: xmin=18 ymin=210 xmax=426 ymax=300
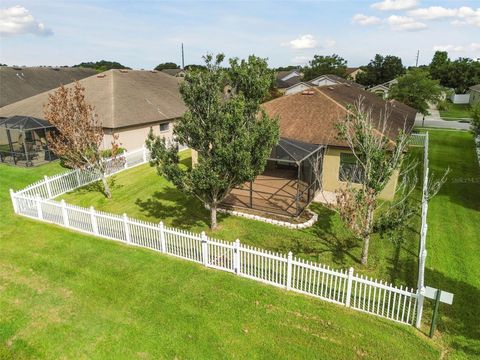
xmin=284 ymin=74 xmax=365 ymax=96
xmin=368 ymin=79 xmax=398 ymax=99
xmin=161 ymin=68 xmax=187 ymax=77
xmin=275 ymin=69 xmax=302 ymax=91
xmin=0 ymin=69 xmax=186 ymax=151
xmin=223 ymin=84 xmax=416 ymax=217
xmin=0 ymin=66 xmax=97 ymax=107
xmin=469 ymin=85 xmax=480 ymax=106
xmin=346 ymin=67 xmax=363 ymax=80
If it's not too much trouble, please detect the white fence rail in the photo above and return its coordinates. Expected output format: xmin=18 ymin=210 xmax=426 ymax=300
xmin=9 ymin=145 xmax=421 ymax=327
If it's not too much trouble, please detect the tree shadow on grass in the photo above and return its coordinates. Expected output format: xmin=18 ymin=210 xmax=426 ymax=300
xmin=135 ymin=187 xmax=227 ymax=230
xmin=67 ymin=176 xmax=123 ymax=197
xmin=293 ymin=203 xmax=360 ymax=266
xmin=423 ymin=268 xmax=480 ymax=358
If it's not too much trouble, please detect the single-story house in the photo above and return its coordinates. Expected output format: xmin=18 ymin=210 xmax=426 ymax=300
xmin=222 ymin=84 xmax=417 ymax=217
xmin=346 ymin=67 xmax=363 ymax=81
xmin=284 ymin=74 xmax=365 ymax=96
xmin=0 ymin=66 xmax=97 ymax=107
xmin=0 ymin=69 xmax=186 ymax=151
xmin=469 ymin=85 xmax=480 ymax=106
xmin=161 ymin=68 xmax=187 ymax=78
xmin=368 ymin=79 xmax=398 ymax=99
xmin=275 ymin=69 xmax=303 ymax=91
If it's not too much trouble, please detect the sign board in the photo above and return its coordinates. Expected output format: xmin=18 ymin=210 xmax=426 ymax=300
xmin=424 ymin=286 xmax=454 ymax=305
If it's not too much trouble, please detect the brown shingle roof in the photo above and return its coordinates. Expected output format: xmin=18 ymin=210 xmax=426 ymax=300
xmin=0 ymin=69 xmax=186 ymax=129
xmin=0 ymin=66 xmax=97 ymax=107
xmin=261 ymin=84 xmax=416 ymax=147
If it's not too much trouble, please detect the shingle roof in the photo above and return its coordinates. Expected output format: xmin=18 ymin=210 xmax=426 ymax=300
xmin=261 ymin=84 xmax=416 ymax=147
xmin=0 ymin=66 xmax=97 ymax=107
xmin=311 ymin=74 xmax=366 ymax=89
xmin=0 ymin=69 xmax=186 ymax=129
xmin=346 ymin=67 xmax=360 ymax=75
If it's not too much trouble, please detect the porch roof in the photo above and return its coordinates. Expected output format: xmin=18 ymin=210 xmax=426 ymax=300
xmin=269 ymin=137 xmax=323 ymax=164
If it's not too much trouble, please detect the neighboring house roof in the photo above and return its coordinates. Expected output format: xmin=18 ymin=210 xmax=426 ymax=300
xmin=262 ymin=84 xmax=416 ymax=148
xmin=0 ymin=69 xmax=186 ymax=129
xmin=469 ymin=84 xmax=480 ymax=92
xmin=161 ymin=68 xmax=185 ymax=76
xmin=310 ymin=74 xmax=366 ymax=89
xmin=346 ymin=67 xmax=360 ymax=75
xmin=0 ymin=66 xmax=97 ymax=107
xmin=275 ymin=70 xmax=302 ymax=89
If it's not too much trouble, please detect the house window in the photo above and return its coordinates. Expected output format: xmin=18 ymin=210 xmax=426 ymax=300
xmin=339 ymin=153 xmax=364 ymax=183
xmin=160 ymin=122 xmax=169 ymax=132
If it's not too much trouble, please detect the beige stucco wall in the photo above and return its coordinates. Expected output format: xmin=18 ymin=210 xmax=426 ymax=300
xmin=321 ymin=147 xmax=399 ymax=201
xmin=102 ymin=120 xmax=175 ymax=151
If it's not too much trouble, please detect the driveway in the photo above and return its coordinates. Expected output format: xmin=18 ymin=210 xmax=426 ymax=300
xmin=415 ymin=111 xmax=471 ymax=130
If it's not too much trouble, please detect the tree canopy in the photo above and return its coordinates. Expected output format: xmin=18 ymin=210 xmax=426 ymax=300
xmin=154 ymin=62 xmax=180 ymax=71
xmin=74 ymin=60 xmax=130 ymax=72
xmin=389 ymin=68 xmax=442 ymax=116
xmin=356 ymin=54 xmax=405 ymax=87
xmin=303 ymin=54 xmax=347 ymax=81
xmin=146 ymin=54 xmax=279 ymax=229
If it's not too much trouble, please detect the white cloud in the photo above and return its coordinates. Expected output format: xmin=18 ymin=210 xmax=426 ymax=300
xmin=371 ymin=0 xmax=419 ymax=11
xmin=352 ymin=14 xmax=382 ymax=26
xmin=0 ymin=5 xmax=52 ymax=37
xmin=282 ymin=34 xmax=317 ymax=49
xmin=386 ymin=15 xmax=427 ymax=31
xmin=408 ymin=6 xmax=480 ymax=27
xmin=433 ymin=43 xmax=480 ymax=53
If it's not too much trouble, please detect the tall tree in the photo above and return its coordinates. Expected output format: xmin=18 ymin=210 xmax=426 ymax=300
xmin=154 ymin=62 xmax=180 ymax=71
xmin=146 ymin=54 xmax=279 ymax=229
xmin=303 ymin=54 xmax=347 ymax=81
xmin=356 ymin=54 xmax=405 ymax=86
xmin=44 ymin=82 xmax=120 ymax=198
xmin=429 ymin=51 xmax=450 ymax=83
xmin=389 ymin=68 xmax=442 ymax=116
xmin=445 ymin=58 xmax=480 ymax=94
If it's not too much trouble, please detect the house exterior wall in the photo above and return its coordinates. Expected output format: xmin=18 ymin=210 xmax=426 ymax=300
xmin=469 ymin=90 xmax=480 ymax=106
xmin=103 ymin=120 xmax=176 ymax=151
xmin=321 ymin=147 xmax=398 ymax=201
xmin=285 ymin=83 xmax=312 ymax=96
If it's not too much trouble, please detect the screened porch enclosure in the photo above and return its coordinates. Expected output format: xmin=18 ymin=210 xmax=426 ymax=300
xmin=0 ymin=116 xmax=57 ymax=167
xmin=222 ymin=138 xmax=324 ymax=217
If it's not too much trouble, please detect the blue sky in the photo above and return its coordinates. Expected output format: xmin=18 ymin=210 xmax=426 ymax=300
xmin=0 ymin=0 xmax=478 ymax=69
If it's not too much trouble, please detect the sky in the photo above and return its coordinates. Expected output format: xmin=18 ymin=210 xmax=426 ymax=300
xmin=0 ymin=0 xmax=479 ymax=69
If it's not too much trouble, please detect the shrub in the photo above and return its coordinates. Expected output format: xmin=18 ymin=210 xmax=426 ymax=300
xmin=437 ymin=99 xmax=451 ymax=111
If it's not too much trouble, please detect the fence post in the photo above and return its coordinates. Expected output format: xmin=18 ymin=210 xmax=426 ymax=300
xmin=142 ymin=145 xmax=147 ymax=163
xmin=90 ymin=206 xmax=99 ymax=235
xmin=159 ymin=221 xmax=166 ymax=253
xmin=415 ymin=286 xmax=426 ymax=329
xmin=123 ymin=213 xmax=131 ymax=244
xmin=286 ymin=251 xmax=293 ymax=290
xmin=44 ymin=175 xmax=52 ymax=198
xmin=76 ymin=169 xmax=81 ymax=187
xmin=201 ymin=231 xmax=209 ymax=266
xmin=61 ymin=199 xmax=69 ymax=227
xmin=345 ymin=267 xmax=354 ymax=307
xmin=35 ymin=195 xmax=43 ymax=220
xmin=123 ymin=152 xmax=128 ymax=169
xmin=234 ymin=239 xmax=241 ymax=275
xmin=9 ymin=189 xmax=18 ymax=214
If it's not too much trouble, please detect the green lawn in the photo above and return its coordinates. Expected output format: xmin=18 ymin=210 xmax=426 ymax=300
xmin=0 ymin=162 xmax=440 ymax=358
xmin=59 ymin=150 xmax=422 ymax=286
xmin=439 ymin=104 xmax=472 ymax=120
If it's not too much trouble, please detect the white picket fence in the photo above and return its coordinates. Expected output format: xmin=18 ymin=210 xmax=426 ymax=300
xmin=9 ymin=145 xmax=421 ymax=326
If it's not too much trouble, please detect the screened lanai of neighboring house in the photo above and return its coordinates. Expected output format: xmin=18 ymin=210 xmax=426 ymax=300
xmin=222 ymin=137 xmax=324 ymax=217
xmin=0 ymin=116 xmax=57 ymax=167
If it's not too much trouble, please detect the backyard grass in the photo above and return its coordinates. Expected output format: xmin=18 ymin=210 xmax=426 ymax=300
xmin=59 ymin=149 xmax=423 ymax=286
xmin=0 ymin=162 xmax=440 ymax=358
xmin=439 ymin=104 xmax=472 ymax=120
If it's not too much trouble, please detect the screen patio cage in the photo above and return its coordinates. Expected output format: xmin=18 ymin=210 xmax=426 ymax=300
xmin=0 ymin=116 xmax=57 ymax=167
xmin=222 ymin=137 xmax=324 ymax=217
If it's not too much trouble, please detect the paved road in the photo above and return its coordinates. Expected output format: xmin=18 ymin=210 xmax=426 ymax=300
xmin=414 ymin=119 xmax=471 ymax=130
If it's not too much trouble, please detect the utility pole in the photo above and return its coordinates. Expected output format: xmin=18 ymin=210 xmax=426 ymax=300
xmin=181 ymin=43 xmax=185 ymax=69
xmin=415 ymin=50 xmax=420 ymax=67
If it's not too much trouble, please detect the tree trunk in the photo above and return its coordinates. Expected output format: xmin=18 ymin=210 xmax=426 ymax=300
xmin=210 ymin=204 xmax=217 ymax=230
xmin=361 ymin=205 xmax=374 ymax=265
xmin=101 ymin=174 xmax=112 ymax=199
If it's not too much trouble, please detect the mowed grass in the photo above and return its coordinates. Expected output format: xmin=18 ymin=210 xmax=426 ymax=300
xmin=60 ymin=150 xmax=424 ymax=286
xmin=418 ymin=129 xmax=480 ymax=359
xmin=439 ymin=104 xmax=472 ymax=120
xmin=0 ymin=163 xmax=440 ymax=358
